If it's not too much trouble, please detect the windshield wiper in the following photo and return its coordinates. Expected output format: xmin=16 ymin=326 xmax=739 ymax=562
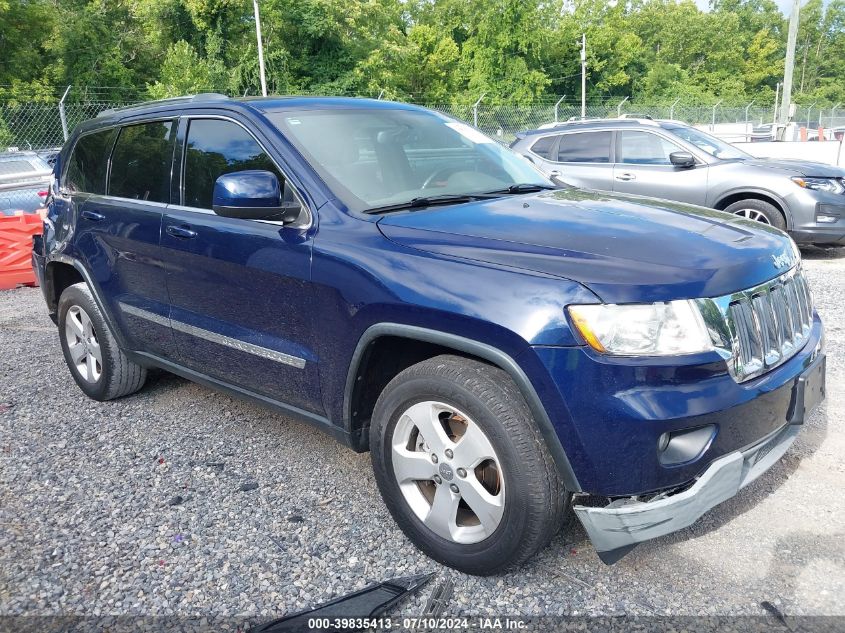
xmin=364 ymin=193 xmax=497 ymax=215
xmin=481 ymin=183 xmax=557 ymax=195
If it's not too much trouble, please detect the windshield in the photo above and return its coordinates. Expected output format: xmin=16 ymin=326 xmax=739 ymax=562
xmin=266 ymin=108 xmax=551 ymax=212
xmin=666 ymin=125 xmax=750 ymax=160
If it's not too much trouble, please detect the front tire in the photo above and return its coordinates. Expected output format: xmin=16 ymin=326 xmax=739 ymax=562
xmin=370 ymin=355 xmax=569 ymax=575
xmin=724 ymin=198 xmax=786 ymax=229
xmin=58 ymin=282 xmax=147 ymax=401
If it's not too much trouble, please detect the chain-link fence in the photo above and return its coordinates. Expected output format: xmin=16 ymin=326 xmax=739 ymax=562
xmin=433 ymin=102 xmax=845 ymax=142
xmin=3 ymin=97 xmax=845 ymax=151
xmin=0 ymin=102 xmax=133 ymax=152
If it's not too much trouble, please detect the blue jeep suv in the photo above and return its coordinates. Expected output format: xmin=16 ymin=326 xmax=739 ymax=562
xmin=33 ymin=95 xmax=826 ymax=574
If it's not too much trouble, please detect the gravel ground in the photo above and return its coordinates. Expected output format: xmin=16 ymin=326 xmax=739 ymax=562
xmin=1 ymin=247 xmax=844 ymax=628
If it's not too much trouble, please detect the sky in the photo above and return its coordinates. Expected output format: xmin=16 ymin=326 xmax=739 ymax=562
xmin=694 ymin=0 xmax=807 ymax=14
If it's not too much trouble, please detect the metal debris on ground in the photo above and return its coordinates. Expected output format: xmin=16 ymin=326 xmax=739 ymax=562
xmin=423 ymin=577 xmax=454 ymax=617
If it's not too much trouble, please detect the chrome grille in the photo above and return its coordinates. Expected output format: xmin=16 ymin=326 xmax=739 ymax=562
xmin=698 ymin=267 xmax=814 ymax=382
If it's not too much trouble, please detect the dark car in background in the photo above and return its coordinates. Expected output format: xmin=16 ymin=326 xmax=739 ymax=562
xmin=34 ymin=96 xmax=825 ymax=573
xmin=0 ymin=151 xmax=52 ymax=215
xmin=511 ymin=118 xmax=845 ymax=245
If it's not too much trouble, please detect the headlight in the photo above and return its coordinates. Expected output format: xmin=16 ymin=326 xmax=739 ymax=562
xmin=568 ymin=300 xmax=713 ymax=356
xmin=792 ymin=177 xmax=845 ymax=195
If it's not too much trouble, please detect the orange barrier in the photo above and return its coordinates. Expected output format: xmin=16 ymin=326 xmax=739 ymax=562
xmin=0 ymin=212 xmax=45 ymax=291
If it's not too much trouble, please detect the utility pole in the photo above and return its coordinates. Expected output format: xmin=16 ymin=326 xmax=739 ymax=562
xmin=253 ymin=0 xmax=267 ymax=97
xmin=772 ymin=82 xmax=781 ymax=125
xmin=580 ymin=34 xmax=587 ymax=120
xmin=779 ymin=0 xmax=801 ymax=135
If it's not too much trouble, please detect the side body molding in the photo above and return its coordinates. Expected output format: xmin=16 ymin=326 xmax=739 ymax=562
xmin=344 ymin=323 xmax=582 ymax=493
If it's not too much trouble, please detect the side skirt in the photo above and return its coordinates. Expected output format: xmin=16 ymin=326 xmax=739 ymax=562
xmin=129 ymin=351 xmax=356 ymax=449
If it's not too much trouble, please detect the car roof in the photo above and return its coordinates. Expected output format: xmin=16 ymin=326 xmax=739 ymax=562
xmin=516 ymin=118 xmax=686 ymax=138
xmin=0 ymin=151 xmax=52 ymax=171
xmin=0 ymin=152 xmax=53 ymax=184
xmin=84 ymin=94 xmax=426 ymax=133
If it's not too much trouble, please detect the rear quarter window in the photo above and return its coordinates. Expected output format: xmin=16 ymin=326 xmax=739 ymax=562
xmin=65 ymin=129 xmax=115 ymax=194
xmin=529 ymin=135 xmax=557 ymax=159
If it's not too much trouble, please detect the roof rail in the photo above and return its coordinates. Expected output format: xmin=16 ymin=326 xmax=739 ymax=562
xmin=190 ymin=93 xmax=230 ymax=102
xmin=96 ymin=93 xmax=230 ymax=118
xmin=559 ymin=116 xmax=659 ymax=126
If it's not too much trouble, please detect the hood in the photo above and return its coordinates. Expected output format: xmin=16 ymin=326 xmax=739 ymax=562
xmin=740 ymin=157 xmax=845 ymax=177
xmin=378 ymin=189 xmax=799 ymax=304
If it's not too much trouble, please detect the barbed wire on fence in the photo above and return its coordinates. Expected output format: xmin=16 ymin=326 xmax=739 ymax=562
xmin=2 ymin=97 xmax=845 ymax=151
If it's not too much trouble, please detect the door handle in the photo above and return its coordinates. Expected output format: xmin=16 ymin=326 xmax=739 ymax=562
xmin=81 ymin=209 xmax=105 ymax=222
xmin=549 ymin=170 xmax=562 ymax=177
xmin=615 ymin=173 xmax=636 ymax=181
xmin=166 ymin=225 xmax=198 ymax=239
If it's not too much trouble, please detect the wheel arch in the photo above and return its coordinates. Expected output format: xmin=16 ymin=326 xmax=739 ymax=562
xmin=44 ymin=255 xmax=131 ymax=349
xmin=343 ymin=323 xmax=581 ymax=492
xmin=43 ymin=259 xmax=83 ymax=315
xmin=713 ymin=190 xmax=791 ymax=228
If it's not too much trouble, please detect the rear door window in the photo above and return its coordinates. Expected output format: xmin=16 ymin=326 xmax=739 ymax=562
xmin=182 ymin=118 xmax=283 ymax=210
xmin=65 ymin=129 xmax=115 ymax=194
xmin=555 ymin=131 xmax=612 ymax=163
xmin=108 ymin=120 xmax=175 ymax=203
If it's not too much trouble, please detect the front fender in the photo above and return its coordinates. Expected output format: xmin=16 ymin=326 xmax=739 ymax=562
xmin=343 ymin=322 xmax=583 ymax=493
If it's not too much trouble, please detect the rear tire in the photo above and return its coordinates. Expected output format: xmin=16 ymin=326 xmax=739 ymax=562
xmin=724 ymin=198 xmax=786 ymax=230
xmin=370 ymin=355 xmax=569 ymax=575
xmin=58 ymin=282 xmax=147 ymax=401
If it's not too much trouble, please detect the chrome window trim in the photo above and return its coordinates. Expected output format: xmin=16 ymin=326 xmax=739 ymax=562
xmin=179 ymin=113 xmax=313 ymax=230
xmin=168 ymin=203 xmax=214 ymax=215
xmin=696 ymin=265 xmax=814 ymax=383
xmin=119 ymin=302 xmax=307 ymax=369
xmin=98 ymin=195 xmax=169 ymax=208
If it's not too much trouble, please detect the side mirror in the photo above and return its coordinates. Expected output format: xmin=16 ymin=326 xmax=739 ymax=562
xmin=212 ymin=170 xmax=301 ymax=223
xmin=669 ymin=151 xmax=696 ymax=168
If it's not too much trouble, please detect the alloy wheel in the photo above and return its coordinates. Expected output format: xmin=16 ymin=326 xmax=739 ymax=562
xmin=391 ymin=401 xmax=505 ymax=544
xmin=733 ymin=208 xmax=772 ymax=224
xmin=64 ymin=305 xmax=103 ymax=383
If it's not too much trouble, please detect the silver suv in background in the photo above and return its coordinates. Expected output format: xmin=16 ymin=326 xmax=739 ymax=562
xmin=511 ymin=118 xmax=845 ymax=246
xmin=0 ymin=152 xmax=53 ymax=215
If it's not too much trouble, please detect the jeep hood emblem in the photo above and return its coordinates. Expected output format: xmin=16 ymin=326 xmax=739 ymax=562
xmin=772 ymin=251 xmax=792 ymax=270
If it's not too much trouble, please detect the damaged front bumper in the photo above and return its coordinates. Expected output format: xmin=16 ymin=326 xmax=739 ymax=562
xmin=574 ymin=421 xmax=803 ymax=564
xmin=575 ymin=348 xmax=825 ymax=565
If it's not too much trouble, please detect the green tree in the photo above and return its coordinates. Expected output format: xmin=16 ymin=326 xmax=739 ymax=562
xmin=147 ymin=40 xmax=215 ymax=99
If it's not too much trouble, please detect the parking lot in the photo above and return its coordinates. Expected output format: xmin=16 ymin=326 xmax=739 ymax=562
xmin=1 ymin=246 xmax=843 ymax=626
